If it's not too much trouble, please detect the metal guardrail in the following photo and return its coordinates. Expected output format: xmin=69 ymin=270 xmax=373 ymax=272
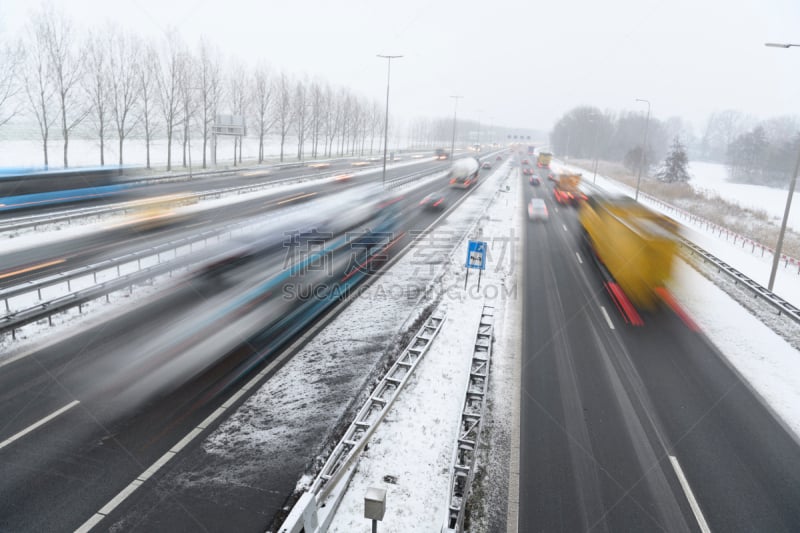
xmin=0 ymin=163 xmax=453 ymax=340
xmin=0 ymin=166 xmax=357 ymax=233
xmin=443 ymin=304 xmax=494 ymax=532
xmin=278 ymin=311 xmax=446 ymax=533
xmin=680 ymin=238 xmax=800 ymax=324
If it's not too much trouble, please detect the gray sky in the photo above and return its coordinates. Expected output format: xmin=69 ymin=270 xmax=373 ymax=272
xmin=1 ymin=0 xmax=798 ymax=132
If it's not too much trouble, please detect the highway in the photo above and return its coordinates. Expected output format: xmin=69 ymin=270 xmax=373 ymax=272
xmin=0 ymin=152 xmax=495 ymax=531
xmin=519 ymin=156 xmax=800 ymax=532
xmin=3 ymin=150 xmax=800 ymax=532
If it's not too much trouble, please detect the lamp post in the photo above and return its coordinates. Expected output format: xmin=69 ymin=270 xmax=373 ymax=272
xmin=378 ymin=54 xmax=402 ymax=188
xmin=634 ymin=98 xmax=651 ymax=201
xmin=450 ymin=95 xmax=463 ymax=159
xmin=765 ymin=42 xmax=800 ymax=291
xmin=476 ymin=109 xmax=484 ymax=150
xmin=590 ymin=116 xmax=601 ymax=183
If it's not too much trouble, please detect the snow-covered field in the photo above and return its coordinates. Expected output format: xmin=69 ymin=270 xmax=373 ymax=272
xmin=688 ymin=161 xmax=800 ymax=231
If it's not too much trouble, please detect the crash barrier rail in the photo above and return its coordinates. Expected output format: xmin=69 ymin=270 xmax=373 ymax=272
xmin=278 ymin=311 xmax=447 ymax=533
xmin=0 ymin=163 xmax=457 ymax=341
xmin=443 ymin=304 xmax=494 ymax=532
xmin=0 ymin=164 xmax=370 ymax=234
xmin=680 ymin=238 xmax=800 ymax=325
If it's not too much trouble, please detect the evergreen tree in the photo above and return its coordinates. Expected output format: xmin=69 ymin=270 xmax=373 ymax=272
xmin=656 ymin=137 xmax=691 ymax=183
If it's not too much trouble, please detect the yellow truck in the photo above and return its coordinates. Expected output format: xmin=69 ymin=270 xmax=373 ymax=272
xmin=553 ymin=172 xmax=584 ymax=206
xmin=537 ymin=151 xmax=552 ymax=168
xmin=579 ymin=191 xmax=678 ymax=318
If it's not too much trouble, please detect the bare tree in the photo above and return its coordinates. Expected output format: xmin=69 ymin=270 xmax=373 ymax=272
xmin=323 ymin=84 xmax=338 ymax=157
xmin=84 ymin=30 xmax=111 ymax=165
xmin=156 ymin=34 xmax=186 ymax=171
xmin=178 ymin=53 xmax=198 ymax=169
xmin=40 ymin=5 xmax=88 ymax=167
xmin=197 ymin=39 xmax=223 ymax=168
xmin=275 ymin=71 xmax=293 ymax=162
xmin=309 ymin=80 xmax=323 ymax=158
xmin=110 ymin=32 xmax=142 ymax=166
xmin=137 ymin=43 xmax=159 ymax=169
xmin=0 ymin=41 xmax=23 ymax=129
xmin=21 ymin=27 xmax=55 ymax=166
xmin=293 ymin=78 xmax=310 ymax=160
xmin=228 ymin=62 xmax=247 ymax=165
xmin=252 ymin=63 xmax=275 ymax=163
xmin=369 ymin=100 xmax=382 ymax=155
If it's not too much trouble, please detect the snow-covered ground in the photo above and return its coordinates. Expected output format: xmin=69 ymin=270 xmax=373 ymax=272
xmin=320 ymin=159 xmax=800 ymax=531
xmin=326 ymin=164 xmax=520 ymax=532
xmin=687 ymin=161 xmax=800 ymax=232
xmin=4 ymin=150 xmax=800 ymax=531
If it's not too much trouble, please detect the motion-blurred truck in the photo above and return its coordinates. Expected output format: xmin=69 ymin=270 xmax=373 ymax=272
xmin=579 ymin=190 xmax=679 ymax=320
xmin=448 ymin=157 xmax=480 ymax=188
xmin=553 ymin=172 xmax=585 ymax=206
xmin=537 ymin=151 xmax=552 ymax=168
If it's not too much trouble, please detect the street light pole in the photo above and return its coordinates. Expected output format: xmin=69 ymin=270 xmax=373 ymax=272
xmin=378 ymin=54 xmax=402 ymax=188
xmin=450 ymin=95 xmax=463 ymax=159
xmin=765 ymin=42 xmax=800 ymax=291
xmin=634 ymin=98 xmax=651 ymax=201
xmin=590 ymin=118 xmax=600 ymax=183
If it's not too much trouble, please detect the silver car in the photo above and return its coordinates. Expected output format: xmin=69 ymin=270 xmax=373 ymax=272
xmin=527 ymin=198 xmax=549 ymax=221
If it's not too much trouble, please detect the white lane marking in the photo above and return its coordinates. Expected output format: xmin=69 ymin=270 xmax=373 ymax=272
xmin=600 ymin=306 xmax=615 ymax=330
xmin=562 ymin=224 xmax=568 ymax=232
xmin=0 ymin=400 xmax=80 ymax=450
xmin=669 ymin=455 xmax=711 ymax=533
xmin=575 ymin=252 xmax=583 ymax=264
xmin=76 ymin=325 xmax=304 ymax=531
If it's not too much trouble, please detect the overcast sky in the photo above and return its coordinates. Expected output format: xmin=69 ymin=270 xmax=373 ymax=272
xmin=1 ymin=0 xmax=798 ymax=133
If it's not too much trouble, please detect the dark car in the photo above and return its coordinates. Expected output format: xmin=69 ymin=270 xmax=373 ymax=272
xmin=482 ymin=161 xmax=492 ymax=169
xmin=529 ymin=176 xmax=541 ymax=186
xmin=496 ymin=155 xmax=502 ymax=161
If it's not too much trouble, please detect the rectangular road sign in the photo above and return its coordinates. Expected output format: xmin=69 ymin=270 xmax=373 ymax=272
xmin=465 ymin=240 xmax=487 ymax=270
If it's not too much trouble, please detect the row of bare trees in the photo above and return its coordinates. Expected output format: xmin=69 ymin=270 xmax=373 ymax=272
xmin=0 ymin=5 xmax=387 ymax=170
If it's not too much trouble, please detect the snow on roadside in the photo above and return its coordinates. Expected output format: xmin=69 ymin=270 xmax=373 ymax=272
xmin=327 ymin=166 xmax=521 ymax=532
xmin=561 ymin=159 xmax=800 ymax=441
xmin=671 ymin=259 xmax=800 ymax=439
xmin=99 ymin=161 xmax=517 ymax=532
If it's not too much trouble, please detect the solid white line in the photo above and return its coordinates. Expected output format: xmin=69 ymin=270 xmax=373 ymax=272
xmin=73 ymin=512 xmax=105 ymax=533
xmin=562 ymin=224 xmax=568 ymax=232
xmin=600 ymin=306 xmax=615 ymax=330
xmin=575 ymin=252 xmax=583 ymax=264
xmin=0 ymin=400 xmax=80 ymax=450
xmin=669 ymin=455 xmax=711 ymax=533
xmin=75 ymin=332 xmax=286 ymax=531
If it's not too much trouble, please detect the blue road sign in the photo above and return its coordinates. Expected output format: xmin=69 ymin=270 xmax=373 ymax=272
xmin=465 ymin=240 xmax=487 ymax=270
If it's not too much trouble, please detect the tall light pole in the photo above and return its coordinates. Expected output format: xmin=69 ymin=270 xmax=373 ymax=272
xmin=450 ymin=95 xmax=463 ymax=159
xmin=765 ymin=42 xmax=800 ymax=291
xmin=634 ymin=98 xmax=651 ymax=201
xmin=378 ymin=54 xmax=402 ymax=188
xmin=589 ymin=115 xmax=601 ymax=183
xmin=475 ymin=109 xmax=484 ymax=149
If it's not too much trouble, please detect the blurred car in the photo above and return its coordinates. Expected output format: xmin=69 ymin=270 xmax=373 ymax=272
xmin=419 ymin=190 xmax=449 ymax=210
xmin=522 ymin=168 xmax=532 ymax=175
xmin=529 ymin=176 xmax=541 ymax=186
xmin=522 ymin=159 xmax=529 ymax=165
xmin=527 ymin=198 xmax=549 ymax=221
xmin=495 ymin=155 xmax=502 ymax=161
xmin=548 ymin=173 xmax=557 ymax=182
xmin=482 ymin=161 xmax=492 ymax=169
